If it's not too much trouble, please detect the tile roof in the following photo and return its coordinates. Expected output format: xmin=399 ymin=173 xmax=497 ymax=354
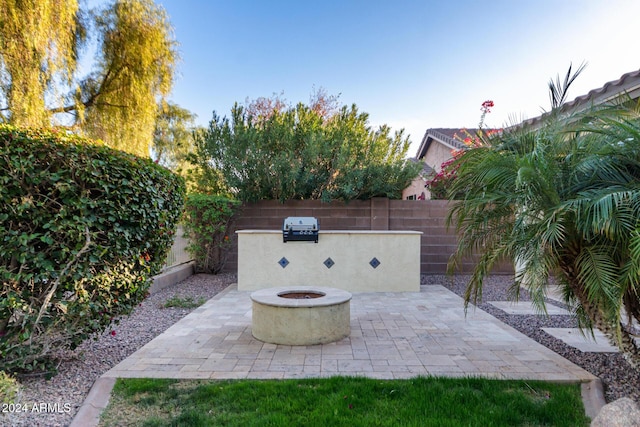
xmin=564 ymin=68 xmax=640 ymax=109
xmin=415 ymin=69 xmax=640 ymax=158
xmin=415 ymin=128 xmax=481 ymax=159
xmin=521 ymin=68 xmax=640 ymax=128
xmin=408 ymin=157 xmax=435 ymax=175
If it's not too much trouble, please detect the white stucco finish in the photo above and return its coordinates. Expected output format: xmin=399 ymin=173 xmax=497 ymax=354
xmin=236 ymin=230 xmax=422 ymax=292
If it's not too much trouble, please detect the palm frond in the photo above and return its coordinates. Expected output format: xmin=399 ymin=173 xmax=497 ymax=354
xmin=539 ymin=209 xmax=568 ymax=253
xmin=548 ymin=62 xmax=587 ymax=110
xmin=462 ymin=239 xmax=514 ymax=309
xmin=620 ymin=229 xmax=640 ymax=326
xmin=575 ymin=246 xmax=622 ymax=323
xmin=568 ymin=187 xmax=640 ymax=242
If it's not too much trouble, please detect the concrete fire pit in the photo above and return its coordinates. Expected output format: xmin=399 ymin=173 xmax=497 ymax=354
xmin=250 ymin=286 xmax=351 ymax=345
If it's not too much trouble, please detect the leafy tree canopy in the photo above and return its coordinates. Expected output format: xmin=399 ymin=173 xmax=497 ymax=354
xmin=153 ymin=101 xmax=197 ymax=168
xmin=192 ymin=91 xmax=421 ymax=201
xmin=0 ymin=0 xmax=178 ymax=157
xmin=152 ymin=101 xmax=212 ymax=194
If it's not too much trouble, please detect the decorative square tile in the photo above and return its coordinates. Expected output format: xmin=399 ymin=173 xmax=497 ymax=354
xmin=369 ymin=257 xmax=381 ymax=269
xmin=278 ymin=257 xmax=289 ymax=268
xmin=323 ymin=257 xmax=335 ymax=269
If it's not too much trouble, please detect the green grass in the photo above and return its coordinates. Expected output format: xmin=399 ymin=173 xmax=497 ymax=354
xmin=98 ymin=376 xmax=590 ymax=426
xmin=161 ymin=296 xmax=206 ymax=309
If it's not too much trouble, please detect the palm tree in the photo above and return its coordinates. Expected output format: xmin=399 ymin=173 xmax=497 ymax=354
xmin=446 ymin=69 xmax=640 ymax=368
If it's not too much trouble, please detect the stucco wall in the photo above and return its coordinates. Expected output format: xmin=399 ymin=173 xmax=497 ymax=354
xmin=402 ymin=176 xmax=428 ymax=200
xmin=223 ymin=199 xmax=513 ymax=275
xmin=237 ymin=230 xmax=421 ymax=292
xmin=422 ymin=142 xmax=454 ymax=173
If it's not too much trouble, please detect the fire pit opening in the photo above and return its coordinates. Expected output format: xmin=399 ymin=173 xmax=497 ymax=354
xmin=278 ymin=291 xmax=325 ymax=299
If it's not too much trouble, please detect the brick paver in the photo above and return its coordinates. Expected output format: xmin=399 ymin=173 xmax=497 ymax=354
xmin=103 ymin=284 xmax=596 ymax=382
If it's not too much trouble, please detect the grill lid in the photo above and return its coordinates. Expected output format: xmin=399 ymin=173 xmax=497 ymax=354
xmin=283 ymin=217 xmax=319 ymax=243
xmin=283 ymin=217 xmax=318 ymax=231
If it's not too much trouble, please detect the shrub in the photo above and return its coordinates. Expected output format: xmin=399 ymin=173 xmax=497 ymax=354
xmin=426 ymin=102 xmax=497 ymax=200
xmin=194 ymin=97 xmax=421 ymax=202
xmin=0 ymin=125 xmax=185 ymax=373
xmin=425 ymin=154 xmax=461 ymax=200
xmin=182 ymin=194 xmax=240 ymax=273
xmin=0 ymin=371 xmax=20 ymax=405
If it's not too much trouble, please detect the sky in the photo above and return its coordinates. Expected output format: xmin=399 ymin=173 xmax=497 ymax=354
xmin=148 ymin=0 xmax=639 ymax=156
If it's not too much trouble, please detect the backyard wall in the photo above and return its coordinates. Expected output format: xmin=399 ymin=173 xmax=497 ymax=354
xmin=224 ymin=198 xmax=513 ymax=275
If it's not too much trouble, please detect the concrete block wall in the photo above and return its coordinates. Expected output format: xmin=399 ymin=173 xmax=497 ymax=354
xmin=223 ymin=198 xmax=513 ymax=275
xmin=225 ymin=199 xmax=372 ymax=271
xmin=389 ymin=200 xmax=458 ymax=274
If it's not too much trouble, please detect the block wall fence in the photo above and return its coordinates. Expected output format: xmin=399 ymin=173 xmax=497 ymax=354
xmin=222 ymin=198 xmax=513 ymax=275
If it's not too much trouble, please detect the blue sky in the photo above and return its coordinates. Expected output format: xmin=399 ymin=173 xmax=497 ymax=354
xmin=151 ymin=0 xmax=639 ymax=155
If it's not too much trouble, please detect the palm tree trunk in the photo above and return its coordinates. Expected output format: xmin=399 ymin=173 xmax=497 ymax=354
xmin=563 ymin=272 xmax=640 ymax=369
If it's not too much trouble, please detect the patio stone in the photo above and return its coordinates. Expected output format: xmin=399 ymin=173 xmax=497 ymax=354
xmin=102 ymin=284 xmax=596 ymax=384
xmin=488 ymin=301 xmax=571 ymax=316
xmin=542 ymin=328 xmax=620 ymax=353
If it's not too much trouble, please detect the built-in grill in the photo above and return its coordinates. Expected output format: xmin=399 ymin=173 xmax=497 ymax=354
xmin=282 ymin=217 xmax=319 ymax=243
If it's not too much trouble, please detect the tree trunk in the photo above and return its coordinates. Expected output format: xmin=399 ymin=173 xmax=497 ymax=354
xmin=563 ymin=272 xmax=640 ymax=369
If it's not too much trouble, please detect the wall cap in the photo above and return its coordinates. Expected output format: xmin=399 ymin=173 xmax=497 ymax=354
xmin=236 ymin=229 xmax=423 ymax=235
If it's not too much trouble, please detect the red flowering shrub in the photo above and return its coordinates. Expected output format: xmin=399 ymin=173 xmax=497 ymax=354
xmin=425 ymin=153 xmax=461 ymax=199
xmin=426 ymin=101 xmax=498 ymax=199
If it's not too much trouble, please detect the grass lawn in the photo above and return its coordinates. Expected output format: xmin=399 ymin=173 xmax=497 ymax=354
xmin=98 ymin=376 xmax=589 ymax=426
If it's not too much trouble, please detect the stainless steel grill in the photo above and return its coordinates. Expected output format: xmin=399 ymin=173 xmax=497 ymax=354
xmin=282 ymin=217 xmax=319 ymax=243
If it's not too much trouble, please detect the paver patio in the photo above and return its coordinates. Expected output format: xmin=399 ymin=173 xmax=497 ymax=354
xmin=103 ymin=284 xmax=596 ymax=383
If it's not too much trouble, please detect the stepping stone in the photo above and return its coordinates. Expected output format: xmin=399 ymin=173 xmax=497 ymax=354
xmin=542 ymin=328 xmax=619 ymax=353
xmin=488 ymin=301 xmax=571 ymax=316
xmin=545 ymin=285 xmax=565 ymax=304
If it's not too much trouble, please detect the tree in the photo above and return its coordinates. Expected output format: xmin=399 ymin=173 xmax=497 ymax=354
xmin=153 ymin=101 xmax=197 ymax=169
xmin=0 ymin=0 xmax=85 ymax=128
xmin=193 ymin=93 xmax=421 ymax=201
xmin=0 ymin=0 xmax=178 ymax=157
xmin=242 ymin=86 xmax=339 ymax=125
xmin=446 ymin=67 xmax=640 ymax=368
xmin=152 ymin=101 xmax=218 ymax=194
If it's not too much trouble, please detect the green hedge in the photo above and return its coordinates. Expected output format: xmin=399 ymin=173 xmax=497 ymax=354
xmin=0 ymin=126 xmax=185 ymax=373
xmin=183 ymin=194 xmax=240 ymax=274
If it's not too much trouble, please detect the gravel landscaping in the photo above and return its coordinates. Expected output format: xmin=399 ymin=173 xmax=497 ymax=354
xmin=426 ymin=275 xmax=640 ymax=405
xmin=4 ymin=272 xmax=639 ymax=426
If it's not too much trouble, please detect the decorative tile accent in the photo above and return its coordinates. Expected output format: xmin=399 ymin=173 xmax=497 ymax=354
xmin=278 ymin=257 xmax=289 ymax=268
xmin=323 ymin=257 xmax=335 ymax=269
xmin=369 ymin=257 xmax=381 ymax=269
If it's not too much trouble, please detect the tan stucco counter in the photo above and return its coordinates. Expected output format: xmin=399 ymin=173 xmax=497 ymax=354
xmin=236 ymin=230 xmax=421 ymax=292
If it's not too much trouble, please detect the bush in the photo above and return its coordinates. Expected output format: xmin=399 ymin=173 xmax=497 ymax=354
xmin=182 ymin=194 xmax=240 ymax=273
xmin=425 ymin=155 xmax=459 ymax=200
xmin=0 ymin=125 xmax=185 ymax=373
xmin=0 ymin=371 xmax=19 ymax=405
xmin=194 ymin=100 xmax=421 ymax=202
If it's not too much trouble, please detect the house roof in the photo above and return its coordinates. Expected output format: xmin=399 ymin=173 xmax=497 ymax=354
xmin=521 ymin=68 xmax=640 ymax=128
xmin=415 ymin=128 xmax=479 ymax=160
xmin=408 ymin=157 xmax=435 ymax=176
xmin=415 ymin=69 xmax=640 ymax=160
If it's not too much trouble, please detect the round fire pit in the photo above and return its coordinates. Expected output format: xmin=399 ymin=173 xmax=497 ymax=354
xmin=250 ymin=286 xmax=351 ymax=345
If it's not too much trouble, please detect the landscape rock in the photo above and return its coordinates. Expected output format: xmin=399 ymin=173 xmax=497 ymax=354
xmin=591 ymin=397 xmax=640 ymax=427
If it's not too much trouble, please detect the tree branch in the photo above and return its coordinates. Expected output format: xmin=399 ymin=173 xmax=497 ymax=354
xmin=33 ymin=226 xmax=92 ymax=329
